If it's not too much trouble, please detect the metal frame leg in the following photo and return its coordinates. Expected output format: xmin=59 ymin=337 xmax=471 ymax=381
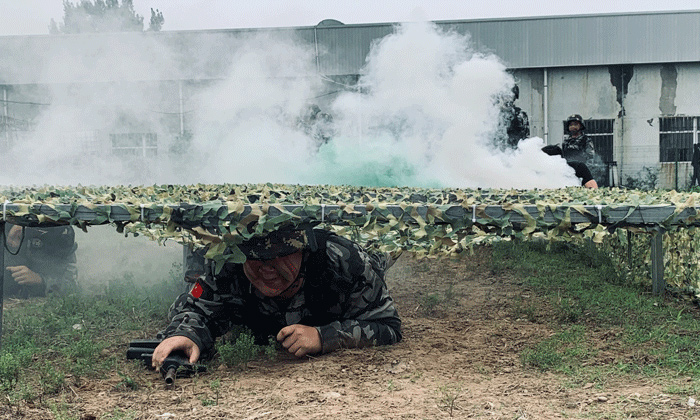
xmin=0 ymin=221 xmax=4 ymax=351
xmin=651 ymin=230 xmax=665 ymax=297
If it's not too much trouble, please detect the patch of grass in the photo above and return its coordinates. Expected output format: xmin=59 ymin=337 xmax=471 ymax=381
xmin=216 ymin=328 xmax=277 ymax=369
xmin=493 ymin=240 xmax=700 ymax=377
xmin=0 ymin=271 xmax=182 ymax=407
xmin=510 ymin=297 xmax=538 ymax=322
xmin=418 ymin=283 xmax=457 ymax=316
xmin=114 ymin=372 xmax=139 ymax=391
xmin=521 ymin=325 xmax=590 ymax=374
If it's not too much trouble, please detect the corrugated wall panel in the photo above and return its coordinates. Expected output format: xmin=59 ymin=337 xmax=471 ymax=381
xmin=314 ymin=24 xmax=393 ymax=75
xmin=438 ymin=12 xmax=700 ymax=68
xmin=2 ymin=11 xmax=700 ymax=83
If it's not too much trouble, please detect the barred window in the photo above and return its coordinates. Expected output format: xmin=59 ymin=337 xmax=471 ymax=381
xmin=659 ymin=116 xmax=697 ymax=162
xmin=110 ymin=133 xmax=157 ymax=157
xmin=563 ymin=118 xmax=614 ymax=163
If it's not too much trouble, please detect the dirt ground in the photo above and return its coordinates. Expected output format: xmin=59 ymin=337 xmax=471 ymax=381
xmin=9 ymin=247 xmax=700 ymax=419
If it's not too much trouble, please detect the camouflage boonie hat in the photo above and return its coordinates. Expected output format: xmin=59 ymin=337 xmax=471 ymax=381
xmin=238 ymin=229 xmax=308 ymax=260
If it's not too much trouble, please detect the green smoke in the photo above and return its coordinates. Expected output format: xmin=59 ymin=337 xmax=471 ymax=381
xmin=303 ymin=137 xmax=442 ymax=188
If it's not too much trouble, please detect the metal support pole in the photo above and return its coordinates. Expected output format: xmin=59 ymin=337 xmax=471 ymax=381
xmin=178 ymin=81 xmax=185 ymax=136
xmin=2 ymin=87 xmax=9 ymax=147
xmin=0 ymin=221 xmax=5 ymax=351
xmin=543 ymin=68 xmax=549 ymax=143
xmin=627 ymin=230 xmax=632 ymax=267
xmin=650 ymin=230 xmax=665 ymax=297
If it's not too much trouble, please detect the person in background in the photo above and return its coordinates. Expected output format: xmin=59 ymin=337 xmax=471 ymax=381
xmin=542 ymin=144 xmax=599 ymax=189
xmin=562 ymin=114 xmax=595 ymax=164
xmin=3 ymin=224 xmax=78 ymax=298
xmin=504 ymin=85 xmax=530 ymax=148
xmin=152 ymin=227 xmax=402 ymax=366
xmin=691 ymin=143 xmax=700 ymax=187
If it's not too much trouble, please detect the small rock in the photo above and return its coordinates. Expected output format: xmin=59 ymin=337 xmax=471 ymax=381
xmin=688 ymin=397 xmax=695 ymax=407
xmin=72 ymin=323 xmax=83 ymax=331
xmin=583 ymin=382 xmax=595 ymax=389
xmin=323 ymin=391 xmax=342 ymax=399
xmin=296 ymin=377 xmax=305 ymax=383
xmin=596 ymin=396 xmax=608 ymax=402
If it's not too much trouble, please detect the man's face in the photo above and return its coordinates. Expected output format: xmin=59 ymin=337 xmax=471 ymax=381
xmin=568 ymin=121 xmax=582 ymax=134
xmin=243 ymin=251 xmax=302 ymax=297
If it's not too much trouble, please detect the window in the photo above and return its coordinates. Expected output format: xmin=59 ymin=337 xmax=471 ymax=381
xmin=562 ymin=118 xmax=614 ymax=163
xmin=110 ymin=133 xmax=157 ymax=157
xmin=659 ymin=116 xmax=697 ymax=162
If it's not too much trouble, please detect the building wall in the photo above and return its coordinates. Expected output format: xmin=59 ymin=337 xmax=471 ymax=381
xmin=511 ymin=63 xmax=700 ymax=189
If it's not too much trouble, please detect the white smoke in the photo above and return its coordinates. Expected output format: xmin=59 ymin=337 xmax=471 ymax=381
xmin=303 ymin=22 xmax=577 ymax=188
xmin=0 ymin=21 xmax=579 ymax=189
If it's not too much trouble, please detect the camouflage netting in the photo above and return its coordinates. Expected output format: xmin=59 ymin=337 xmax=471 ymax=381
xmin=3 ymin=183 xmax=700 ymax=293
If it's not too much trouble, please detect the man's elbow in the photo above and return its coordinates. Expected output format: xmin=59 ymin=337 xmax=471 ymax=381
xmin=584 ymin=179 xmax=598 ymax=189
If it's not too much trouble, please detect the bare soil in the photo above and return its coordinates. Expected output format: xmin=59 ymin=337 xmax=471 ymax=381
xmin=7 ymin=247 xmax=700 ymax=419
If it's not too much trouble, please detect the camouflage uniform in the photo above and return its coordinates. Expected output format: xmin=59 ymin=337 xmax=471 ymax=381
xmin=505 ymin=106 xmax=530 ymax=148
xmin=161 ymin=229 xmax=402 ymax=355
xmin=562 ymin=133 xmax=595 ymax=164
xmin=3 ymin=224 xmax=78 ymax=297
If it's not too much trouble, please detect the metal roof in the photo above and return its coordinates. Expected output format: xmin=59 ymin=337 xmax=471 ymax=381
xmin=1 ymin=10 xmax=699 ymax=84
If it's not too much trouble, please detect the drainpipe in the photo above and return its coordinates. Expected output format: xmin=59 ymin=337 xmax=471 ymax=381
xmin=543 ymin=69 xmax=549 ymax=143
xmin=178 ymin=81 xmax=185 ymax=136
xmin=2 ymin=86 xmax=8 ymax=146
xmin=314 ymin=27 xmax=320 ymax=74
xmin=619 ymin=70 xmax=625 ymax=188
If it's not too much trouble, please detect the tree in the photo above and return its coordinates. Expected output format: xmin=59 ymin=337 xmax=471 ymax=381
xmin=148 ymin=8 xmax=164 ymax=32
xmin=49 ymin=0 xmax=165 ymax=34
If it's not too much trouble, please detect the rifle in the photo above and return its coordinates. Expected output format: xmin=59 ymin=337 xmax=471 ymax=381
xmin=126 ymin=339 xmax=206 ymax=387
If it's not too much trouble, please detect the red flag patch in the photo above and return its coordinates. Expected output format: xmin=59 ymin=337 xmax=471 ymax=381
xmin=190 ymin=282 xmax=203 ymax=298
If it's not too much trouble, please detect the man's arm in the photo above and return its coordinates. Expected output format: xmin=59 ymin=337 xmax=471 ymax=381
xmin=17 ymin=226 xmax=78 ymax=295
xmin=36 ymin=253 xmax=78 ymax=295
xmin=159 ymin=262 xmax=243 ymax=355
xmin=315 ymin=238 xmax=402 ymax=353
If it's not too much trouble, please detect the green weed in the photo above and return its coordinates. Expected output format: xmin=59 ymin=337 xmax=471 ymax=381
xmin=437 ymin=383 xmax=463 ymax=417
xmin=418 ymin=283 xmax=457 ymax=315
xmin=216 ymin=329 xmax=277 ymax=369
xmin=115 ymin=372 xmax=139 ymax=391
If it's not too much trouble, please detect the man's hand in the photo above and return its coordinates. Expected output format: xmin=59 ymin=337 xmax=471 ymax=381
xmin=7 ymin=225 xmax=22 ymax=249
xmin=151 ymin=336 xmax=200 ymax=368
xmin=6 ymin=266 xmax=43 ymax=285
xmin=277 ymin=324 xmax=322 ymax=357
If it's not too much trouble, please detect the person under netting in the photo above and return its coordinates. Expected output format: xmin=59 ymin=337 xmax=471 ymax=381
xmin=152 ymin=227 xmax=402 ymax=367
xmin=3 ymin=224 xmax=78 ymax=298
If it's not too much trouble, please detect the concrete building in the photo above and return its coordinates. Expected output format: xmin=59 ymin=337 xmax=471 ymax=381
xmin=2 ymin=10 xmax=700 ymax=188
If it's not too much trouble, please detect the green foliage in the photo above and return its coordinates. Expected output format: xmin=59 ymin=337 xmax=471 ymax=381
xmin=209 ymin=379 xmax=221 ymax=405
xmin=216 ymin=330 xmax=276 ymax=369
xmin=623 ymin=166 xmax=659 ymax=190
xmin=49 ymin=0 xmax=164 ymax=34
xmin=0 ymin=353 xmax=21 ymax=391
xmin=0 ymin=272 xmax=178 ymax=405
xmin=521 ymin=326 xmax=589 ymax=373
xmin=148 ymin=8 xmax=164 ymax=31
xmin=418 ymin=284 xmax=456 ymax=315
xmin=496 ymin=240 xmax=700 ymax=377
xmin=115 ymin=372 xmax=139 ymax=391
xmin=437 ymin=383 xmax=463 ymax=417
